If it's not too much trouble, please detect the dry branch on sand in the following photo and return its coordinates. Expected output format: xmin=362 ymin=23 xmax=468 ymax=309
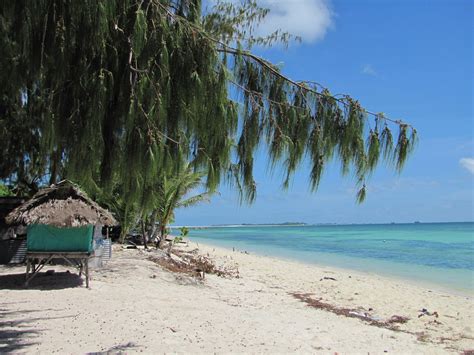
xmin=148 ymin=248 xmax=239 ymax=279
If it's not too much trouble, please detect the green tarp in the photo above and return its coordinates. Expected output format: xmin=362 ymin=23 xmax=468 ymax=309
xmin=27 ymin=224 xmax=93 ymax=252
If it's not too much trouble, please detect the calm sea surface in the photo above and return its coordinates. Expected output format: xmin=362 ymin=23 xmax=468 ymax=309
xmin=184 ymin=223 xmax=474 ymax=293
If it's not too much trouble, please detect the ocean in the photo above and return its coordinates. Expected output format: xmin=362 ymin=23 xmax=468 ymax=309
xmin=183 ymin=222 xmax=474 ymax=293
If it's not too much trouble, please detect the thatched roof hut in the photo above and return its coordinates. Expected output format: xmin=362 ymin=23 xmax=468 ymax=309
xmin=6 ymin=180 xmax=117 ymax=227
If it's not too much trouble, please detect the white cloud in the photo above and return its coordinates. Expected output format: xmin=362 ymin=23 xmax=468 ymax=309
xmin=255 ymin=0 xmax=333 ymax=43
xmin=361 ymin=64 xmax=377 ymax=76
xmin=460 ymin=158 xmax=474 ymax=174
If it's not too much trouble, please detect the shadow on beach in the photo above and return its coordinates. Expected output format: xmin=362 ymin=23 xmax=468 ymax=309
xmin=0 ymin=308 xmax=42 ymax=353
xmin=0 ymin=306 xmax=75 ymax=353
xmin=0 ymin=325 xmax=40 ymax=352
xmin=87 ymin=342 xmax=142 ymax=354
xmin=0 ymin=271 xmax=84 ymax=290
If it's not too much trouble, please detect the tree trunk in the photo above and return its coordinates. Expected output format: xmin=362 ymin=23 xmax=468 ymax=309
xmin=141 ymin=220 xmax=148 ymax=249
xmin=146 ymin=210 xmax=159 ymax=247
xmin=119 ymin=228 xmax=128 ymax=244
xmin=157 ymin=224 xmax=167 ymax=249
xmin=167 ymin=237 xmax=173 ymax=257
xmin=49 ymin=147 xmax=59 ymax=186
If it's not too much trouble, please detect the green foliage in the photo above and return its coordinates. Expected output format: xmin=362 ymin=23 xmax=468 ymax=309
xmin=156 ymin=164 xmax=211 ymax=225
xmin=153 ymin=163 xmax=211 ymax=247
xmin=203 ymin=0 xmax=300 ymax=48
xmin=356 ymin=185 xmax=367 ymax=204
xmin=172 ymin=226 xmax=188 ymax=244
xmin=0 ymin=184 xmax=12 ymax=197
xmin=180 ymin=226 xmax=189 ymax=237
xmin=367 ymin=130 xmax=380 ymax=172
xmin=0 ymin=0 xmax=416 ymax=209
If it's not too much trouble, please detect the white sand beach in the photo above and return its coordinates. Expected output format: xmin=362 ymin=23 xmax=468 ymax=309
xmin=0 ymin=242 xmax=473 ymax=354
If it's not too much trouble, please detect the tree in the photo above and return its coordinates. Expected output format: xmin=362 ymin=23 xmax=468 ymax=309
xmin=0 ymin=1 xmax=416 ymax=219
xmin=0 ymin=93 xmax=45 ymax=195
xmin=154 ymin=164 xmax=211 ymax=248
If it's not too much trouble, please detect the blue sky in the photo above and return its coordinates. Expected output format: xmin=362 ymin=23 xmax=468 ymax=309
xmin=175 ymin=0 xmax=473 ymax=225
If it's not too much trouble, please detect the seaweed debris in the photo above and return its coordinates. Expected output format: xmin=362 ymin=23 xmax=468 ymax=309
xmin=290 ymin=292 xmax=409 ymax=330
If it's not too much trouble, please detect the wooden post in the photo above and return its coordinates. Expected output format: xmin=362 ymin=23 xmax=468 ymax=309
xmin=25 ymin=258 xmax=30 ymax=284
xmin=85 ymin=258 xmax=89 ymax=288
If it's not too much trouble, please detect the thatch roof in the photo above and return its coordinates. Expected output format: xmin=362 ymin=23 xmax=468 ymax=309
xmin=5 ymin=180 xmax=117 ymax=227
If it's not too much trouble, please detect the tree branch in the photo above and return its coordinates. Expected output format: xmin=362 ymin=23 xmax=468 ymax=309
xmin=154 ymin=0 xmax=411 ymax=129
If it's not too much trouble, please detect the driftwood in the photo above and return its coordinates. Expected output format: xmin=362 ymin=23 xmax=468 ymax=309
xmin=149 ymin=249 xmax=239 ymax=279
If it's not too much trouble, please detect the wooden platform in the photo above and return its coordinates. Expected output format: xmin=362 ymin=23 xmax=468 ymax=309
xmin=25 ymin=251 xmax=92 ymax=288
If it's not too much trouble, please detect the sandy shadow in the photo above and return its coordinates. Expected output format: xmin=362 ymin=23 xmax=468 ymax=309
xmin=0 ymin=271 xmax=84 ymax=290
xmin=0 ymin=328 xmax=40 ymax=353
xmin=0 ymin=308 xmax=40 ymax=353
xmin=87 ymin=341 xmax=141 ymax=354
xmin=0 ymin=306 xmax=75 ymax=353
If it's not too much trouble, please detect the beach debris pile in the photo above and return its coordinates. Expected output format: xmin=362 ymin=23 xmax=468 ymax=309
xmin=149 ymin=248 xmax=239 ymax=279
xmin=290 ymin=292 xmax=410 ymax=330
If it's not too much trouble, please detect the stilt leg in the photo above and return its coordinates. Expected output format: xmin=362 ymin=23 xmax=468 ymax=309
xmin=25 ymin=258 xmax=30 ymax=286
xmin=85 ymin=258 xmax=89 ymax=288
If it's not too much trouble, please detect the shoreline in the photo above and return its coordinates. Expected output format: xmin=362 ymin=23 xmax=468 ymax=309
xmin=0 ymin=242 xmax=472 ymax=353
xmin=188 ymin=241 xmax=474 ymax=352
xmin=190 ymin=237 xmax=474 ymax=298
xmin=171 ymin=221 xmax=474 ymax=229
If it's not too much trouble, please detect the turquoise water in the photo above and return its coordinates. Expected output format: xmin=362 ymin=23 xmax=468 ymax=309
xmin=185 ymin=223 xmax=474 ymax=293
